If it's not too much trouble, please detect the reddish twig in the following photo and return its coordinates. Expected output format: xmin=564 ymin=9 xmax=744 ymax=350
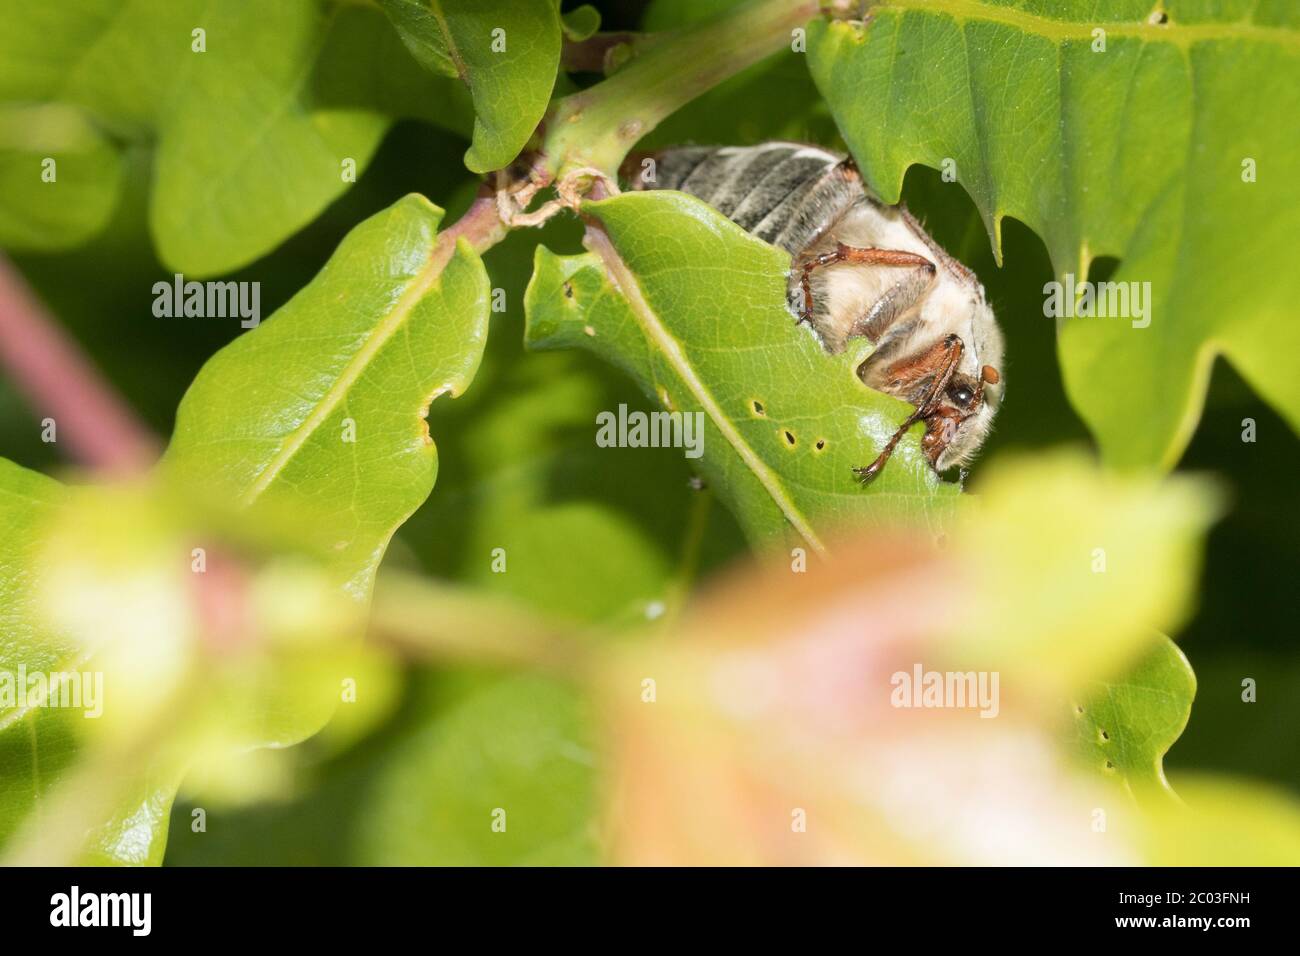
xmin=0 ymin=253 xmax=160 ymax=473
xmin=428 ymin=185 xmax=515 ymax=274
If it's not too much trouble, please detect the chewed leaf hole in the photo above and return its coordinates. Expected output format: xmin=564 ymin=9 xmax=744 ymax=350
xmin=751 ymin=399 xmax=766 ymax=417
xmin=563 ymin=280 xmax=575 ymax=299
xmin=1099 ymin=729 xmax=1110 ymax=742
xmin=781 ymin=429 xmax=796 ymax=447
xmin=1104 ymin=760 xmax=1115 ymax=771
xmin=814 ymin=438 xmax=826 ymax=452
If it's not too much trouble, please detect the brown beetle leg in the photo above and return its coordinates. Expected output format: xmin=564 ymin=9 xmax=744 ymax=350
xmin=853 ymin=335 xmax=964 ymax=484
xmin=797 ymin=243 xmax=935 ymax=324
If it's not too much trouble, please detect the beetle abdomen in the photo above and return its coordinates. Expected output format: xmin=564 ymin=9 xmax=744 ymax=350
xmin=630 ymin=142 xmax=863 ymax=255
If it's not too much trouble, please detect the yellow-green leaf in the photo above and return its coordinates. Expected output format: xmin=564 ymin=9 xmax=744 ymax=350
xmin=164 ymin=194 xmax=490 ymax=598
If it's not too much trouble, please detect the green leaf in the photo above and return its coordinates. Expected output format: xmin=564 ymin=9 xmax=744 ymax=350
xmin=806 ymin=1 xmax=1300 ymax=469
xmin=163 ymin=193 xmax=490 ymax=598
xmin=159 ymin=226 xmax=745 ymax=867
xmin=404 ymin=221 xmax=744 ymax=625
xmin=0 ymin=104 xmax=123 ymax=250
xmin=378 ymin=0 xmax=562 ymax=173
xmin=561 ymin=5 xmax=602 ymax=43
xmin=354 ymin=674 xmax=597 ymax=865
xmin=0 ymin=0 xmax=470 ymax=274
xmin=1072 ymin=634 xmax=1196 ymax=798
xmin=524 ymin=191 xmax=960 ymax=555
xmin=3 ymin=192 xmax=486 ymax=863
xmin=0 ymin=458 xmax=179 ymax=865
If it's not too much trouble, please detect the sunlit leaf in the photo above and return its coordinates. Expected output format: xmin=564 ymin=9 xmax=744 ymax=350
xmin=806 ymin=1 xmax=1300 ymax=468
xmin=164 ymin=193 xmax=490 ymax=599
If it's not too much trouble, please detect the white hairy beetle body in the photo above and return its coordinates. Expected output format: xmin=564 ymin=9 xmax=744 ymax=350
xmin=630 ymin=142 xmax=1005 ymax=479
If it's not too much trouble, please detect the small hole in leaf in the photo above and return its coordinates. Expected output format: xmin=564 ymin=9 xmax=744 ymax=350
xmin=563 ymin=281 xmax=575 ymax=299
xmin=814 ymin=438 xmax=826 ymax=451
xmin=1148 ymin=9 xmax=1169 ymax=25
xmin=782 ymin=429 xmax=796 ymax=447
xmin=751 ymin=400 xmax=766 ymax=417
xmin=1104 ymin=760 xmax=1115 ymax=771
xmin=1075 ymin=704 xmax=1085 ymax=715
xmin=1099 ymin=729 xmax=1110 ymax=742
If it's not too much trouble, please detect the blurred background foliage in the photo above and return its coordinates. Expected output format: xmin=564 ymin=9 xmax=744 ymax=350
xmin=0 ymin=0 xmax=1295 ymax=864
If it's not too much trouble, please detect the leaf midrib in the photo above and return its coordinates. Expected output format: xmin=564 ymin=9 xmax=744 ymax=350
xmin=428 ymin=0 xmax=469 ymax=81
xmin=584 ymin=226 xmax=828 ymax=557
xmin=239 ymin=214 xmax=449 ymax=506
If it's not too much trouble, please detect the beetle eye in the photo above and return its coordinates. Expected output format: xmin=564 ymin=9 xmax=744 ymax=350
xmin=949 ymin=385 xmax=974 ymax=406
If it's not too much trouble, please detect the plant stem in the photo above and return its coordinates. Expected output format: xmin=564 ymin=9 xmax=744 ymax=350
xmin=543 ymin=0 xmax=821 ymax=177
xmin=660 ymin=485 xmax=713 ymax=631
xmin=560 ymin=31 xmax=641 ymax=73
xmin=0 ymin=254 xmax=160 ymax=474
xmin=369 ymin=570 xmax=587 ymax=677
xmin=428 ymin=186 xmax=511 ymax=273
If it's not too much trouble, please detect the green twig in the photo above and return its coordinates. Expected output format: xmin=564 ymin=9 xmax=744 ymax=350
xmin=542 ymin=0 xmax=822 ymax=178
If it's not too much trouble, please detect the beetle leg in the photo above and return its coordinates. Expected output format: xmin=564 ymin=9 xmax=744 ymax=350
xmin=853 ymin=334 xmax=964 ymax=484
xmin=797 ymin=243 xmax=935 ymax=324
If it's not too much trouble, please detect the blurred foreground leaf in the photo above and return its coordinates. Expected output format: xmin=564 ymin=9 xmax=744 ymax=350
xmin=951 ymin=452 xmax=1221 ymax=694
xmin=0 ymin=460 xmax=156 ymax=860
xmin=355 ymin=674 xmax=596 ymax=865
xmin=0 ymin=104 xmax=123 ymax=250
xmin=1145 ymin=776 xmax=1300 ymax=865
xmin=1 ymin=193 xmax=490 ymax=863
xmin=593 ymin=452 xmax=1257 ymax=863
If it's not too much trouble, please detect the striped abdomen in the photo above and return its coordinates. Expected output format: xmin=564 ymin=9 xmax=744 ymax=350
xmin=627 ymin=142 xmax=862 ymax=256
